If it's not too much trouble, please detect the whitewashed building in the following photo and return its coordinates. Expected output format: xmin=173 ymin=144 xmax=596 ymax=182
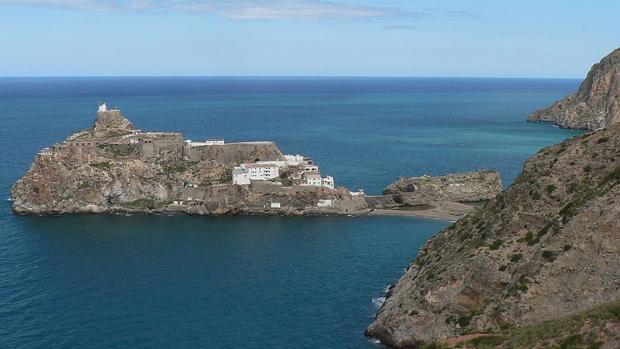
xmin=38 ymin=147 xmax=54 ymax=156
xmin=232 ymin=167 xmax=251 ymax=185
xmin=270 ymin=202 xmax=281 ymax=209
xmin=242 ymin=163 xmax=279 ymax=180
xmin=305 ymin=173 xmax=322 ymax=186
xmin=303 ymin=164 xmax=319 ymax=172
xmin=322 ymin=176 xmax=335 ymax=189
xmin=317 ymin=199 xmax=333 ymax=207
xmin=284 ymin=154 xmax=304 ymax=166
xmin=206 ymin=139 xmax=225 ymax=145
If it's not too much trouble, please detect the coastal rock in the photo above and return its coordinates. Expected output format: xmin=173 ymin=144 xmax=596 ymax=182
xmin=383 ymin=170 xmax=503 ymax=207
xmin=11 ymin=106 xmax=368 ymax=216
xmin=528 ymin=47 xmax=620 ymax=130
xmin=366 ymin=123 xmax=620 ymax=347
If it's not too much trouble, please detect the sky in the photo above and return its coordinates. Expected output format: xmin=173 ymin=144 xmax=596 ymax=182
xmin=0 ymin=0 xmax=618 ymax=77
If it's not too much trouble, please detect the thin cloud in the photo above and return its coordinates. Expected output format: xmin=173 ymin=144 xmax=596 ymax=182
xmin=0 ymin=0 xmax=427 ymax=20
xmin=384 ymin=24 xmax=417 ymax=31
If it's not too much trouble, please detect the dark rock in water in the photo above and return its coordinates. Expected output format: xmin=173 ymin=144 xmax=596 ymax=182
xmin=366 ymin=123 xmax=620 ymax=347
xmin=528 ymin=47 xmax=620 ymax=130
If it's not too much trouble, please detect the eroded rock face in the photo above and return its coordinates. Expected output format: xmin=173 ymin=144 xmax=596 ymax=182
xmin=366 ymin=125 xmax=620 ymax=348
xmin=383 ymin=170 xmax=503 ymax=206
xmin=528 ymin=47 xmax=620 ymax=130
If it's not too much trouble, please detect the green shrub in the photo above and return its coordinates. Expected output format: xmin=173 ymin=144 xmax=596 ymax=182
xmin=545 ymin=184 xmax=557 ymax=194
xmin=509 ymin=253 xmax=523 ymax=263
xmin=489 ymin=239 xmax=504 ymax=250
xmin=541 ymin=250 xmax=556 ymax=262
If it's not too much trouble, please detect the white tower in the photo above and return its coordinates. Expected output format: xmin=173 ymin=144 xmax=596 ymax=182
xmin=98 ymin=102 xmax=108 ymax=112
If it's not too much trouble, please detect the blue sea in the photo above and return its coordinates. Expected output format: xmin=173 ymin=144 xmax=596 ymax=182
xmin=0 ymin=77 xmax=581 ymax=348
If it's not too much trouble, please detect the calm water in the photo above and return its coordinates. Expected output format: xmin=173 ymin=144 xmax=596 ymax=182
xmin=0 ymin=77 xmax=581 ymax=348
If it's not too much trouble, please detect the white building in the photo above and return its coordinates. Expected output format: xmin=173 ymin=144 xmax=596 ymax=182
xmin=185 ymin=139 xmax=224 ymax=147
xmin=322 ymin=176 xmax=335 ymax=189
xmin=38 ymin=147 xmax=54 ymax=156
xmin=305 ymin=173 xmax=322 ymax=186
xmin=232 ymin=167 xmax=251 ymax=185
xmin=317 ymin=199 xmax=333 ymax=207
xmin=98 ymin=103 xmax=108 ymax=112
xmin=242 ymin=163 xmax=279 ymax=180
xmin=284 ymin=154 xmax=305 ymax=166
xmin=270 ymin=202 xmax=281 ymax=209
xmin=303 ymin=164 xmax=319 ymax=172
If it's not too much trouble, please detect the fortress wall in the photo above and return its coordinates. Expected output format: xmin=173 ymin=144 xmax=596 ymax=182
xmin=186 ymin=142 xmax=285 ymax=164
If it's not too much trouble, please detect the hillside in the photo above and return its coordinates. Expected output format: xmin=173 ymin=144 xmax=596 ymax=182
xmin=366 ymin=123 xmax=620 ymax=348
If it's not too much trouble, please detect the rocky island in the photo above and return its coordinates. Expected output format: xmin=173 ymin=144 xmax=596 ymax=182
xmin=528 ymin=47 xmax=620 ymax=130
xmin=367 ymin=66 xmax=620 ymax=347
xmin=11 ymin=104 xmax=368 ymax=216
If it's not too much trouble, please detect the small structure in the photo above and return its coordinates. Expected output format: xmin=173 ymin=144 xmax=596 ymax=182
xmin=206 ymin=139 xmax=225 ymax=145
xmin=98 ymin=103 xmax=108 ymax=112
xmin=317 ymin=199 xmax=333 ymax=207
xmin=305 ymin=173 xmax=322 ymax=186
xmin=38 ymin=147 xmax=54 ymax=157
xmin=232 ymin=167 xmax=251 ymax=185
xmin=303 ymin=164 xmax=319 ymax=172
xmin=284 ymin=154 xmax=304 ymax=166
xmin=270 ymin=202 xmax=281 ymax=209
xmin=322 ymin=175 xmax=335 ymax=189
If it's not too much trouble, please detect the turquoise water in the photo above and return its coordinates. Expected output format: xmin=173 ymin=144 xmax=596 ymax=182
xmin=0 ymin=77 xmax=581 ymax=348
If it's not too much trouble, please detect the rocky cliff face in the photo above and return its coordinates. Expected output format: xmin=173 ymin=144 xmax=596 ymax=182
xmin=11 ymin=107 xmax=367 ymax=216
xmin=366 ymin=124 xmax=620 ymax=348
xmin=383 ymin=170 xmax=503 ymax=206
xmin=528 ymin=47 xmax=620 ymax=130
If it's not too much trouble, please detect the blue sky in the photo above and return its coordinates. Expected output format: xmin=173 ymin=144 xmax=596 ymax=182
xmin=0 ymin=0 xmax=618 ymax=77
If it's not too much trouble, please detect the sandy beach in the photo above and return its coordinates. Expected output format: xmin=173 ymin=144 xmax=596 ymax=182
xmin=369 ymin=201 xmax=476 ymax=221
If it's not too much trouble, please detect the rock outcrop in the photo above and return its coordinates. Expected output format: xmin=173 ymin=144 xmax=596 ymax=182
xmin=11 ymin=105 xmax=368 ymax=216
xmin=528 ymin=47 xmax=620 ymax=130
xmin=366 ymin=124 xmax=620 ymax=348
xmin=383 ymin=170 xmax=503 ymax=207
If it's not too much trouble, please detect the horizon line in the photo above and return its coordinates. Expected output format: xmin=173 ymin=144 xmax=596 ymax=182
xmin=0 ymin=74 xmax=583 ymax=80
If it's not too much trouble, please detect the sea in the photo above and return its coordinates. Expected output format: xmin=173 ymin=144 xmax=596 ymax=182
xmin=0 ymin=77 xmax=581 ymax=348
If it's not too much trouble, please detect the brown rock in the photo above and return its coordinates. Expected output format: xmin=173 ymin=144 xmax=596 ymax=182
xmin=528 ymin=47 xmax=620 ymax=130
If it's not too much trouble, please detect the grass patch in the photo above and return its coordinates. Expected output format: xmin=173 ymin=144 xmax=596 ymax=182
xmin=120 ymin=198 xmax=170 ymax=209
xmin=461 ymin=299 xmax=620 ymax=348
xmin=545 ymin=184 xmax=557 ymax=194
xmin=488 ymin=239 xmax=504 ymax=251
xmin=90 ymin=162 xmax=111 ymax=170
xmin=509 ymin=253 xmax=523 ymax=263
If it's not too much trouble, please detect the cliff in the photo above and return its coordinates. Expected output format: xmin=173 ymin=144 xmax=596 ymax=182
xmin=11 ymin=106 xmax=367 ymax=216
xmin=528 ymin=47 xmax=620 ymax=130
xmin=383 ymin=170 xmax=503 ymax=207
xmin=366 ymin=123 xmax=620 ymax=347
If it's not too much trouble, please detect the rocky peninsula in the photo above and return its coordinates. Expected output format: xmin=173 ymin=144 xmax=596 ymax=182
xmin=367 ymin=171 xmax=502 ymax=221
xmin=367 ymin=116 xmax=620 ymax=347
xmin=12 ymin=104 xmax=500 ymax=219
xmin=528 ymin=47 xmax=620 ymax=130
